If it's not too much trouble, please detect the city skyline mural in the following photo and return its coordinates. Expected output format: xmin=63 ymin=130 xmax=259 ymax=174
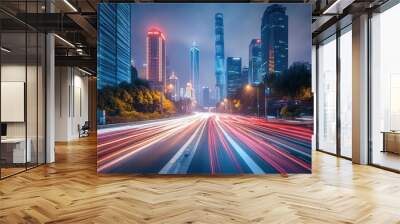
xmin=97 ymin=3 xmax=313 ymax=175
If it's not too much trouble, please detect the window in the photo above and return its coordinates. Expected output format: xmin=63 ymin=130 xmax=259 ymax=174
xmin=339 ymin=27 xmax=352 ymax=158
xmin=317 ymin=35 xmax=337 ymax=154
xmin=370 ymin=3 xmax=400 ymax=171
xmin=0 ymin=1 xmax=46 ymax=179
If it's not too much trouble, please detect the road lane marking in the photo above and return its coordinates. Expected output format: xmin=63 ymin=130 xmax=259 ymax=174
xmin=159 ymin=117 xmax=208 ymax=174
xmin=237 ymin=126 xmax=311 ymax=159
xmin=215 ymin=120 xmax=265 ymax=174
xmin=98 ymin=119 xmax=200 ymax=172
xmin=98 ymin=114 xmax=202 ymax=134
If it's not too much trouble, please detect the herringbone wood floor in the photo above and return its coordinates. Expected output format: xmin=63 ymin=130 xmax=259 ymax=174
xmin=1 ymin=137 xmax=400 ymax=224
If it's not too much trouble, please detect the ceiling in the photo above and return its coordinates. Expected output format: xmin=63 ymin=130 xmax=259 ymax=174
xmin=0 ymin=0 xmax=393 ymax=74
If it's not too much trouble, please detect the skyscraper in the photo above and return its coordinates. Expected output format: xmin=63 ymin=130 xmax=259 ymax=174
xmin=146 ymin=28 xmax=166 ymax=89
xmin=168 ymin=72 xmax=179 ymax=101
xmin=140 ymin=64 xmax=147 ymax=80
xmin=215 ymin=13 xmax=225 ymax=101
xmin=249 ymin=39 xmax=262 ymax=83
xmin=261 ymin=4 xmax=288 ymax=78
xmin=98 ymin=3 xmax=131 ymax=89
xmin=202 ymin=87 xmax=210 ymax=107
xmin=226 ymin=57 xmax=242 ymax=98
xmin=242 ymin=67 xmax=249 ymax=86
xmin=190 ymin=42 xmax=200 ymax=103
xmin=131 ymin=66 xmax=138 ymax=82
xmin=185 ymin=82 xmax=194 ymax=100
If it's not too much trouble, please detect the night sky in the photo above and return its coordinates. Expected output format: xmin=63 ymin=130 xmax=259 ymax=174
xmin=130 ymin=3 xmax=311 ymax=95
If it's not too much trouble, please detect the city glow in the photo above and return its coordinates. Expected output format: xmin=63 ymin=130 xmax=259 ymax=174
xmin=246 ymin=84 xmax=252 ymax=91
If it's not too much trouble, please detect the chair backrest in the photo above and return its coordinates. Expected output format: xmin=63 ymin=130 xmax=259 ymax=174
xmin=82 ymin=121 xmax=90 ymax=129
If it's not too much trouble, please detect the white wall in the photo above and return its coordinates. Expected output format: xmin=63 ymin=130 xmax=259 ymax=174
xmin=1 ymin=64 xmax=26 ymax=138
xmin=54 ymin=67 xmax=89 ymax=141
xmin=1 ymin=64 xmax=41 ymax=138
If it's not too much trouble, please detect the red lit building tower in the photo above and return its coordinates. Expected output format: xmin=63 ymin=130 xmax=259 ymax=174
xmin=146 ymin=28 xmax=166 ymax=90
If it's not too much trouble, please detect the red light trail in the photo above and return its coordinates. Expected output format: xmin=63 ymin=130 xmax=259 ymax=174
xmin=97 ymin=113 xmax=312 ymax=174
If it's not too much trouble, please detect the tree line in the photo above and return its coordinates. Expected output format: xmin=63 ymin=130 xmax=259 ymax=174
xmin=98 ymin=79 xmax=179 ymax=123
xmin=224 ymin=62 xmax=312 ymax=118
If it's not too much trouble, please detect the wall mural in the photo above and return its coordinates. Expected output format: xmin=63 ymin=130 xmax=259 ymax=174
xmin=97 ymin=3 xmax=313 ymax=175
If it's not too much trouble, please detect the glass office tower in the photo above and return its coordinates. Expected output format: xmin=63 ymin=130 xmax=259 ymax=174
xmin=242 ymin=66 xmax=249 ymax=86
xmin=116 ymin=4 xmax=131 ymax=85
xmin=215 ymin=13 xmax=225 ymax=101
xmin=190 ymin=42 xmax=200 ymax=103
xmin=97 ymin=3 xmax=131 ymax=89
xmin=226 ymin=57 xmax=242 ymax=98
xmin=202 ymin=87 xmax=210 ymax=107
xmin=261 ymin=4 xmax=288 ymax=78
xmin=249 ymin=39 xmax=262 ymax=83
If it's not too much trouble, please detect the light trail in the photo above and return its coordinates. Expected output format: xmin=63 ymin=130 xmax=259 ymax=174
xmin=97 ymin=112 xmax=312 ymax=174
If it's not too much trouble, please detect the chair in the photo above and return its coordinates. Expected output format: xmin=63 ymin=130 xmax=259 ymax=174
xmin=78 ymin=121 xmax=90 ymax=138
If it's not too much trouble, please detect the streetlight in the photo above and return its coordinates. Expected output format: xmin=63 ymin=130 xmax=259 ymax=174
xmin=223 ymin=98 xmax=228 ymax=112
xmin=168 ymin=83 xmax=174 ymax=91
xmin=219 ymin=101 xmax=225 ymax=113
xmin=245 ymin=84 xmax=252 ymax=92
xmin=254 ymin=81 xmax=260 ymax=117
xmin=160 ymin=84 xmax=164 ymax=114
xmin=265 ymin=87 xmax=270 ymax=120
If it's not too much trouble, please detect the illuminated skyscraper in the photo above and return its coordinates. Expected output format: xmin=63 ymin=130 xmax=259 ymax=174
xmin=168 ymin=72 xmax=179 ymax=101
xmin=202 ymin=87 xmax=210 ymax=107
xmin=190 ymin=42 xmax=200 ymax=102
xmin=146 ymin=28 xmax=166 ymax=88
xmin=261 ymin=4 xmax=288 ymax=78
xmin=185 ymin=82 xmax=194 ymax=100
xmin=226 ymin=57 xmax=242 ymax=98
xmin=98 ymin=3 xmax=131 ymax=89
xmin=140 ymin=64 xmax=148 ymax=80
xmin=215 ymin=13 xmax=225 ymax=101
xmin=249 ymin=39 xmax=262 ymax=83
xmin=242 ymin=66 xmax=249 ymax=86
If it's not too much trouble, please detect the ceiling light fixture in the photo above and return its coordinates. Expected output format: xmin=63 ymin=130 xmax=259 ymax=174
xmin=78 ymin=67 xmax=93 ymax=76
xmin=63 ymin=0 xmax=78 ymax=12
xmin=323 ymin=1 xmax=341 ymax=14
xmin=54 ymin=34 xmax=75 ymax=48
xmin=1 ymin=47 xmax=11 ymax=53
xmin=322 ymin=0 xmax=354 ymax=15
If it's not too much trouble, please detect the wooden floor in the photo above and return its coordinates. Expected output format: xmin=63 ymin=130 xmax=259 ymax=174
xmin=1 ymin=137 xmax=400 ymax=224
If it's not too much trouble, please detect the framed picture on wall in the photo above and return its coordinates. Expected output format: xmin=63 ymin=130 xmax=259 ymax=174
xmin=96 ymin=3 xmax=313 ymax=175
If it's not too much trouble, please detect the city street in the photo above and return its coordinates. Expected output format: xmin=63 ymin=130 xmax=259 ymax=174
xmin=97 ymin=113 xmax=312 ymax=174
